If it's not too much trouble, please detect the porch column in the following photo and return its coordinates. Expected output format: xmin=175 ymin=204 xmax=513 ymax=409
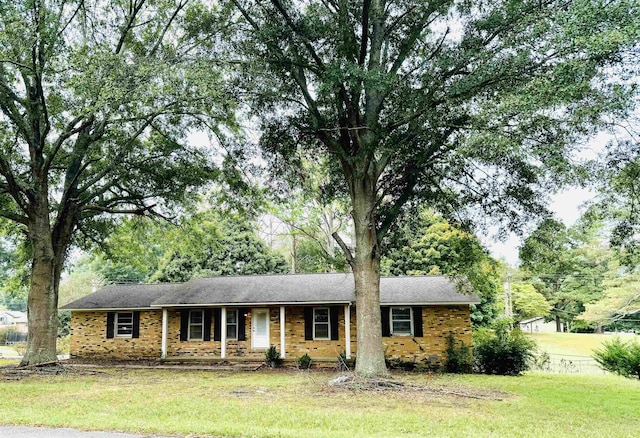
xmin=345 ymin=304 xmax=351 ymax=359
xmin=161 ymin=308 xmax=168 ymax=360
xmin=280 ymin=306 xmax=286 ymax=359
xmin=221 ymin=307 xmax=227 ymax=359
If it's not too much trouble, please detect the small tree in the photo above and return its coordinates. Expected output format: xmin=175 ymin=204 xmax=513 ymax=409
xmin=593 ymin=337 xmax=640 ymax=379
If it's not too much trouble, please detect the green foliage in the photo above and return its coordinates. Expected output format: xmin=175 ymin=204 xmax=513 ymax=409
xmin=473 ymin=320 xmax=537 ymax=376
xmin=444 ymin=333 xmax=473 ymax=374
xmin=265 ymin=345 xmax=283 ymax=368
xmin=511 ymin=283 xmax=551 ymax=321
xmin=593 ymin=337 xmax=640 ymax=379
xmin=58 ymin=312 xmax=71 ymax=338
xmin=297 ymin=354 xmax=312 ymax=370
xmin=382 ymin=210 xmax=500 ymax=327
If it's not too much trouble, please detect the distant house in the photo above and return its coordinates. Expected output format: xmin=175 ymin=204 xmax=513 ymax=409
xmin=0 ymin=310 xmax=28 ymax=333
xmin=61 ymin=273 xmax=479 ymax=365
xmin=519 ymin=316 xmax=561 ymax=333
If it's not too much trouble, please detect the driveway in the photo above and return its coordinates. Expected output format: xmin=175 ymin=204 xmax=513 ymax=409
xmin=0 ymin=426 xmax=174 ymax=438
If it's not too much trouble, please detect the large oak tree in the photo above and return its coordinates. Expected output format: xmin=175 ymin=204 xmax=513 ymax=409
xmin=201 ymin=0 xmax=639 ymax=376
xmin=0 ymin=0 xmax=230 ymax=365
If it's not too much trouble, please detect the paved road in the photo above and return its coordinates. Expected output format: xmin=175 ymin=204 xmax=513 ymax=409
xmin=0 ymin=426 xmax=174 ymax=438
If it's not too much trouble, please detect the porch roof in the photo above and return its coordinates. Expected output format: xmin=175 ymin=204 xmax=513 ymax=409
xmin=61 ymin=273 xmax=480 ymax=310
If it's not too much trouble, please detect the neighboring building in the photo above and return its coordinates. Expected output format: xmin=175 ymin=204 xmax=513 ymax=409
xmin=61 ymin=273 xmax=479 ymax=365
xmin=0 ymin=310 xmax=28 ymax=333
xmin=519 ymin=316 xmax=562 ymax=333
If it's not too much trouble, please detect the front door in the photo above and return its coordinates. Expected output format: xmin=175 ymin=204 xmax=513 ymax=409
xmin=252 ymin=308 xmax=270 ymax=349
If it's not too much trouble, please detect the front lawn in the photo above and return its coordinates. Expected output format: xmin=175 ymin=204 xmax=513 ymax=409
xmin=526 ymin=332 xmax=638 ymax=357
xmin=0 ymin=368 xmax=638 ymax=437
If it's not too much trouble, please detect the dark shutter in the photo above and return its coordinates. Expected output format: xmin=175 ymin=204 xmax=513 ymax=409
xmin=381 ymin=306 xmax=391 ymax=337
xmin=304 ymin=307 xmax=313 ymax=340
xmin=106 ymin=312 xmax=115 ymax=339
xmin=238 ymin=308 xmax=247 ymax=341
xmin=203 ymin=309 xmax=212 ymax=341
xmin=132 ymin=311 xmax=140 ymax=338
xmin=412 ymin=306 xmax=423 ymax=337
xmin=179 ymin=310 xmax=189 ymax=342
xmin=213 ymin=308 xmax=222 ymax=341
xmin=330 ymin=306 xmax=340 ymax=340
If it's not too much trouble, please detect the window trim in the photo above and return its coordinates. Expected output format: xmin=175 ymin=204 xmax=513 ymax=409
xmin=313 ymin=307 xmax=331 ymax=340
xmin=188 ymin=310 xmax=204 ymax=341
xmin=226 ymin=308 xmax=238 ymax=341
xmin=390 ymin=307 xmax=413 ymax=336
xmin=115 ymin=312 xmax=134 ymax=338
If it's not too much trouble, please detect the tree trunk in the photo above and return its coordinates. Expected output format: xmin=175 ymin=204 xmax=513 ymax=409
xmin=20 ymin=218 xmax=59 ymax=366
xmin=352 ymin=184 xmax=388 ymax=377
xmin=555 ymin=315 xmax=562 ymax=333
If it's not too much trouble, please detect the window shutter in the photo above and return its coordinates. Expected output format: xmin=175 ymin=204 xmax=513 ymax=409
xmin=179 ymin=310 xmax=189 ymax=342
xmin=203 ymin=309 xmax=212 ymax=341
xmin=238 ymin=308 xmax=247 ymax=341
xmin=132 ymin=311 xmax=140 ymax=339
xmin=412 ymin=306 xmax=423 ymax=337
xmin=213 ymin=308 xmax=222 ymax=342
xmin=381 ymin=306 xmax=391 ymax=337
xmin=330 ymin=306 xmax=340 ymax=340
xmin=106 ymin=312 xmax=115 ymax=339
xmin=304 ymin=307 xmax=313 ymax=340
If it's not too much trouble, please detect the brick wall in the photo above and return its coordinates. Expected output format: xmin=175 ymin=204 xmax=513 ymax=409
xmin=69 ymin=305 xmax=472 ymax=364
xmin=69 ymin=310 xmax=162 ymax=360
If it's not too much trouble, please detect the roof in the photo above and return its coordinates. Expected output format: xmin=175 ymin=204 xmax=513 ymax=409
xmin=61 ymin=273 xmax=480 ymax=310
xmin=60 ymin=283 xmax=179 ymax=311
xmin=519 ymin=316 xmax=546 ymax=324
xmin=0 ymin=310 xmax=28 ymax=322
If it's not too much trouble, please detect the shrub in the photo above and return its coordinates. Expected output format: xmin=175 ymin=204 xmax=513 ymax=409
xmin=386 ymin=357 xmax=416 ymax=371
xmin=445 ymin=333 xmax=473 ymax=373
xmin=297 ymin=353 xmax=312 ymax=369
xmin=593 ymin=337 xmax=640 ymax=379
xmin=265 ymin=345 xmax=283 ymax=368
xmin=473 ymin=319 xmax=536 ymax=376
xmin=337 ymin=351 xmax=355 ymax=371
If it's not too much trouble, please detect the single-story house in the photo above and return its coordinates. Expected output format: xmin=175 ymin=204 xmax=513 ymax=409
xmin=519 ymin=316 xmax=562 ymax=333
xmin=0 ymin=310 xmax=28 ymax=333
xmin=61 ymin=273 xmax=479 ymax=364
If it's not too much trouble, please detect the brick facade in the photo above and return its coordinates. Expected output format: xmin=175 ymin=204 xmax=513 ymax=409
xmin=69 ymin=305 xmax=472 ymax=364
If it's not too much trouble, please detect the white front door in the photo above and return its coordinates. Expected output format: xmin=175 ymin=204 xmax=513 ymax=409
xmin=252 ymin=308 xmax=270 ymax=349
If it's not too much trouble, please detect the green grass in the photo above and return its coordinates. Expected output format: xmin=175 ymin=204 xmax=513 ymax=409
xmin=526 ymin=332 xmax=639 ymax=357
xmin=1 ymin=368 xmax=639 ymax=437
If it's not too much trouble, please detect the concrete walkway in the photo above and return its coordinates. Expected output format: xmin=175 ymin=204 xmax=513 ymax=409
xmin=0 ymin=426 xmax=174 ymax=438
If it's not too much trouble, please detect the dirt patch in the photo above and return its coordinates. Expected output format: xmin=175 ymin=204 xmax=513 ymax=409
xmin=322 ymin=374 xmax=510 ymax=401
xmin=0 ymin=362 xmax=107 ymax=381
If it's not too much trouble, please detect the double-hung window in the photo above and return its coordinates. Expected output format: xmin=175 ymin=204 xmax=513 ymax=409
xmin=115 ymin=312 xmax=134 ymax=337
xmin=188 ymin=310 xmax=204 ymax=340
xmin=313 ymin=307 xmax=330 ymax=340
xmin=390 ymin=307 xmax=412 ymax=336
xmin=226 ymin=309 xmax=238 ymax=340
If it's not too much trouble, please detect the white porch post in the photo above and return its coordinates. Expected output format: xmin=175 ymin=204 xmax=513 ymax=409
xmin=161 ymin=308 xmax=168 ymax=359
xmin=345 ymin=304 xmax=351 ymax=359
xmin=280 ymin=306 xmax=286 ymax=359
xmin=221 ymin=307 xmax=227 ymax=359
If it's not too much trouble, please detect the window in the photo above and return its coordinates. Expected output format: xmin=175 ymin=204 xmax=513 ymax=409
xmin=226 ymin=309 xmax=238 ymax=340
xmin=390 ymin=307 xmax=412 ymax=336
xmin=115 ymin=312 xmax=134 ymax=337
xmin=189 ymin=310 xmax=204 ymax=340
xmin=313 ymin=307 xmax=330 ymax=340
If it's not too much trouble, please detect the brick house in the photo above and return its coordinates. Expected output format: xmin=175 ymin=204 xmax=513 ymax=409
xmin=61 ymin=273 xmax=478 ymax=365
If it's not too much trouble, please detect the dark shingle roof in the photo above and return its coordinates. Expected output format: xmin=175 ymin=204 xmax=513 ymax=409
xmin=62 ymin=274 xmax=479 ymax=310
xmin=60 ymin=283 xmax=178 ymax=310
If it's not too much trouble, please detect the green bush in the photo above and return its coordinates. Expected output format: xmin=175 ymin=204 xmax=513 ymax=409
xmin=445 ymin=333 xmax=473 ymax=373
xmin=265 ymin=345 xmax=283 ymax=368
xmin=593 ymin=337 xmax=640 ymax=379
xmin=297 ymin=353 xmax=312 ymax=369
xmin=473 ymin=320 xmax=536 ymax=376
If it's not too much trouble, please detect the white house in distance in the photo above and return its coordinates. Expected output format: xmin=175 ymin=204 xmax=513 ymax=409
xmin=0 ymin=310 xmax=28 ymax=333
xmin=519 ymin=316 xmax=563 ymax=333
